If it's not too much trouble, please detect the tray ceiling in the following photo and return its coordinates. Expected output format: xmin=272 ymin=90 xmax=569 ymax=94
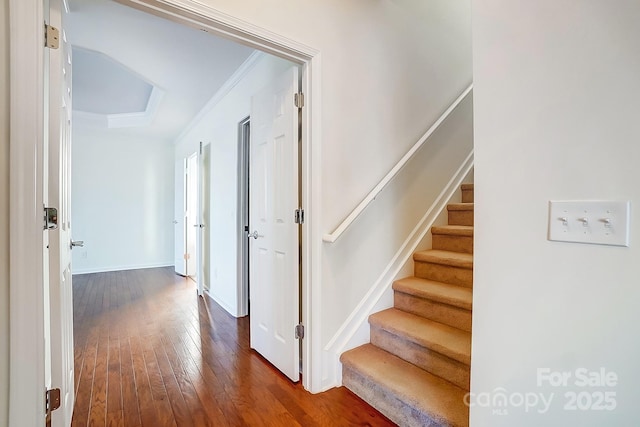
xmin=67 ymin=0 xmax=255 ymax=142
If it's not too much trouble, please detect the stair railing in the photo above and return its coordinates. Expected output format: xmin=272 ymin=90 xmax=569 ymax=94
xmin=322 ymin=83 xmax=473 ymax=243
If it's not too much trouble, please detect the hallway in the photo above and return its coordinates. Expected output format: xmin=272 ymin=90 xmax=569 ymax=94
xmin=71 ymin=267 xmax=394 ymax=426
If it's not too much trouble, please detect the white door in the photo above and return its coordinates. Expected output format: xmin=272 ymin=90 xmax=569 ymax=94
xmin=46 ymin=0 xmax=75 ymax=424
xmin=175 ymin=148 xmax=205 ymax=294
xmin=186 ymin=153 xmax=198 ymax=277
xmin=185 ymin=148 xmax=205 ymax=295
xmin=249 ymin=67 xmax=300 ymax=382
xmin=174 ymin=157 xmax=187 ymax=276
xmin=196 ymin=143 xmax=205 ymax=296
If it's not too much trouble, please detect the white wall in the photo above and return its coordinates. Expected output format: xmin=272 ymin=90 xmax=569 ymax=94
xmin=0 ymin=0 xmax=9 ymax=423
xmin=71 ymin=124 xmax=174 ymax=273
xmin=177 ymin=0 xmax=472 ymax=389
xmin=200 ymin=0 xmax=472 ymax=230
xmin=472 ymin=1 xmax=640 ymax=425
xmin=175 ymin=53 xmax=294 ymax=316
xmin=324 ymin=96 xmax=473 ymax=369
xmin=0 ymin=0 xmax=472 ymax=406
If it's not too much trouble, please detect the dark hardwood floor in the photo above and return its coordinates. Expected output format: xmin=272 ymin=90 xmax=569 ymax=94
xmin=71 ymin=267 xmax=395 ymax=426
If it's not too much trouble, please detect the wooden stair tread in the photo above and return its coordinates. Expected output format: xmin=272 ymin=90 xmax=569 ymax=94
xmin=341 ymin=344 xmax=469 ymax=427
xmin=431 ymin=225 xmax=474 ymax=236
xmin=393 ymin=277 xmax=472 ymax=311
xmin=370 ymin=308 xmax=471 ymax=365
xmin=447 ymin=203 xmax=474 ymax=211
xmin=413 ymin=250 xmax=473 ymax=269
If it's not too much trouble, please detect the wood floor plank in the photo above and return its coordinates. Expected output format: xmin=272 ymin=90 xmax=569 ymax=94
xmin=119 ymin=337 xmax=141 ymax=427
xmin=139 ymin=335 xmax=167 ymax=402
xmin=170 ymin=324 xmax=243 ymax=426
xmin=73 ymin=339 xmax=86 ymax=394
xmin=128 ymin=335 xmax=161 ymax=427
xmin=105 ymin=410 xmax=124 ymax=427
xmin=140 ymin=331 xmax=177 ymax=427
xmin=160 ymin=334 xmax=212 ymax=427
xmin=152 ymin=336 xmax=195 ymax=427
xmin=87 ymin=337 xmax=108 ymax=426
xmin=72 ymin=267 xmax=395 ymax=427
xmin=106 ymin=337 xmax=122 ymax=416
xmin=71 ymin=334 xmax=97 ymax=427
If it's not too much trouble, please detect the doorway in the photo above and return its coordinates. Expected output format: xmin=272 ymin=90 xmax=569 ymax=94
xmin=185 ymin=151 xmax=199 ymax=279
xmin=8 ymin=6 xmax=322 ymax=426
xmin=238 ymin=117 xmax=251 ymax=317
xmin=180 ymin=144 xmax=209 ymax=296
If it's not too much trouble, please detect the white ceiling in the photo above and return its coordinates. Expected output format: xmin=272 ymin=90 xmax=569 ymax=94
xmin=72 ymin=47 xmax=154 ymax=115
xmin=67 ymin=0 xmax=255 ymax=143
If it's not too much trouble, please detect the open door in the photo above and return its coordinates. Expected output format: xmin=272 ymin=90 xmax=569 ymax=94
xmin=184 ymin=147 xmax=205 ymax=295
xmin=174 ymin=157 xmax=187 ymax=276
xmin=195 ymin=143 xmax=205 ymax=296
xmin=249 ymin=67 xmax=301 ymax=382
xmin=45 ymin=0 xmax=75 ymax=424
xmin=186 ymin=153 xmax=198 ymax=278
xmin=238 ymin=118 xmax=251 ymax=317
xmin=176 ymin=147 xmax=205 ymax=295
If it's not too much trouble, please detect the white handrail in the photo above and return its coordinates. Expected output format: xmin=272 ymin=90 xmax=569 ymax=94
xmin=323 ymin=83 xmax=473 ymax=243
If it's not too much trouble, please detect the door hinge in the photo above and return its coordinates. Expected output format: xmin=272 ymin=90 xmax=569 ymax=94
xmin=44 ymin=207 xmax=58 ymax=230
xmin=46 ymin=388 xmax=61 ymax=415
xmin=44 ymin=24 xmax=60 ymax=49
xmin=295 ymin=324 xmax=304 ymax=339
xmin=294 ymin=92 xmax=304 ymax=109
xmin=294 ymin=208 xmax=304 ymax=224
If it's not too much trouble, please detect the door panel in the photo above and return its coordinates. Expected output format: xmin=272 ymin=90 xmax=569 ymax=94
xmin=186 ymin=152 xmax=198 ymax=280
xmin=249 ymin=66 xmax=300 ymax=382
xmin=184 ymin=148 xmax=205 ymax=295
xmin=196 ymin=142 xmax=205 ymax=296
xmin=47 ymin=0 xmax=75 ymax=424
xmin=174 ymin=158 xmax=187 ymax=276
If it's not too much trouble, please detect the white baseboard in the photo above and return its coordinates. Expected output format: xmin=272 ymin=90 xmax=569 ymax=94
xmin=204 ymin=289 xmax=239 ymax=318
xmin=322 ymin=150 xmax=474 ymax=389
xmin=72 ymin=262 xmax=174 ymax=275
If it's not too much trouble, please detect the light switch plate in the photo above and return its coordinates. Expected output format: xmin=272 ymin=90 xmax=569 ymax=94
xmin=548 ymin=200 xmax=630 ymax=247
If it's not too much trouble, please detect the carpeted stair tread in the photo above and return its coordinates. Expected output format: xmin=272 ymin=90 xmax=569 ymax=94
xmin=413 ymin=250 xmax=473 ymax=269
xmin=370 ymin=308 xmax=471 ymax=365
xmin=447 ymin=203 xmax=474 ymax=211
xmin=461 ymin=184 xmax=474 ymax=203
xmin=341 ymin=182 xmax=474 ymax=425
xmin=341 ymin=344 xmax=469 ymax=427
xmin=431 ymin=225 xmax=474 ymax=237
xmin=393 ymin=277 xmax=472 ymax=311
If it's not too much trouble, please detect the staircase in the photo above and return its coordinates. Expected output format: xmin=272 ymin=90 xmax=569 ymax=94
xmin=341 ymin=183 xmax=474 ymax=427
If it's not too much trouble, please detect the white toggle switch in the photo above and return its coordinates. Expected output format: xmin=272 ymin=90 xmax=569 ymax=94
xmin=548 ymin=200 xmax=630 ymax=246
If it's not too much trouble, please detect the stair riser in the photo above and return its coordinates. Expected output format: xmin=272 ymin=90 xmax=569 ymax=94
xmin=342 ymin=366 xmax=445 ymax=427
xmin=461 ymin=189 xmax=474 ymax=203
xmin=432 ymin=234 xmax=473 ymax=254
xmin=414 ymin=262 xmax=473 ymax=288
xmin=448 ymin=210 xmax=473 ymax=226
xmin=394 ymin=292 xmax=472 ymax=332
xmin=371 ymin=327 xmax=470 ymax=390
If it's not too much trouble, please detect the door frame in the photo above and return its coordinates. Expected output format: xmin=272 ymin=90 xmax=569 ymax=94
xmin=237 ymin=116 xmax=251 ymax=317
xmin=8 ymin=2 xmax=323 ymax=424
